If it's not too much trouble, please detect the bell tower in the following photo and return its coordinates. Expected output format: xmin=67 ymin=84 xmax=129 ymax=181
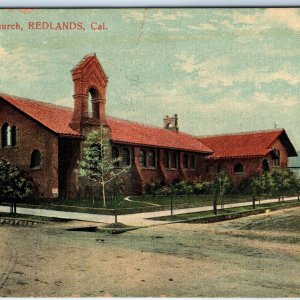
xmin=69 ymin=53 xmax=108 ymax=133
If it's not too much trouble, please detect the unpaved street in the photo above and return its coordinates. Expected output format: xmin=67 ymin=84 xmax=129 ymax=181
xmin=0 ymin=207 xmax=299 ymax=297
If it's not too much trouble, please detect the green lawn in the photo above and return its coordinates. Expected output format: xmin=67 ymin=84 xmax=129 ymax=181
xmin=131 ymin=194 xmax=253 ymax=208
xmin=10 ymin=194 xmax=298 ymax=215
xmin=48 ymin=194 xmax=254 ymax=210
xmin=149 ymin=200 xmax=300 ymax=222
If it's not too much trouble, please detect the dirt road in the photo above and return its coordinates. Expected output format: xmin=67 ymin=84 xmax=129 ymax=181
xmin=0 ymin=207 xmax=299 ymax=297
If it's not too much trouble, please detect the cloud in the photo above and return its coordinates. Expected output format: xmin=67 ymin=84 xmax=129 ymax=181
xmin=264 ymin=8 xmax=300 ymax=31
xmin=151 ymin=10 xmax=189 ymax=22
xmin=0 ymin=45 xmax=8 ymax=57
xmin=175 ymin=53 xmax=300 ymax=88
xmin=175 ymin=54 xmax=198 ymax=73
xmin=219 ymin=8 xmax=300 ymax=33
xmin=187 ymin=24 xmax=217 ymax=31
xmin=0 ymin=44 xmax=48 ymax=83
xmin=54 ymin=97 xmax=73 ymax=108
xmin=255 ymin=92 xmax=299 ymax=107
xmin=122 ymin=9 xmax=190 ymax=28
xmin=123 ymin=10 xmax=145 ymax=22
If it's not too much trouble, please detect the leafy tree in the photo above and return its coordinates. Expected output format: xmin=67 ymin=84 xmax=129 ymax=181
xmin=271 ymin=169 xmax=292 ymax=201
xmin=286 ymin=170 xmax=300 ymax=200
xmin=78 ymin=126 xmax=130 ymax=208
xmin=211 ymin=171 xmax=231 ymax=214
xmin=249 ymin=172 xmax=273 ymax=208
xmin=0 ymin=159 xmax=34 ymax=214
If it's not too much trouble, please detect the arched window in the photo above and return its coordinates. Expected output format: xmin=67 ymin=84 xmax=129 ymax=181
xmin=272 ymin=148 xmax=281 ymax=166
xmin=149 ymin=150 xmax=156 ymax=168
xmin=11 ymin=126 xmax=17 ymax=146
xmin=88 ymin=88 xmax=100 ymax=119
xmin=190 ymin=155 xmax=195 ymax=169
xmin=139 ymin=149 xmax=146 ymax=167
xmin=30 ymin=150 xmax=41 ymax=169
xmin=171 ymin=152 xmax=178 ymax=169
xmin=234 ymin=163 xmax=244 ymax=173
xmin=262 ymin=159 xmax=270 ymax=172
xmin=183 ymin=154 xmax=188 ymax=169
xmin=123 ymin=148 xmax=131 ymax=166
xmin=1 ymin=123 xmax=11 ymax=147
xmin=164 ymin=151 xmax=170 ymax=169
xmin=112 ymin=147 xmax=120 ymax=167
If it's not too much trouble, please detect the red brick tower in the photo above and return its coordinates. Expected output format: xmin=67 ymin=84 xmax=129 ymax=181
xmin=69 ymin=53 xmax=108 ymax=133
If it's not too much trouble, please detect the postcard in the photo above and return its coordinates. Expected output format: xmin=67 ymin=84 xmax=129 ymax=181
xmin=0 ymin=8 xmax=299 ymax=297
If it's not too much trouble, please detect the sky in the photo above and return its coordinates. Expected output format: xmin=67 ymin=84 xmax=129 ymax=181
xmin=0 ymin=8 xmax=300 ymax=149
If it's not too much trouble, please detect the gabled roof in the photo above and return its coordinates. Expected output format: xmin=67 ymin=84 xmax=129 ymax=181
xmin=71 ymin=53 xmax=108 ymax=84
xmin=198 ymin=129 xmax=298 ymax=159
xmin=0 ymin=93 xmax=79 ymax=136
xmin=71 ymin=53 xmax=96 ymax=72
xmin=0 ymin=93 xmax=212 ymax=153
xmin=107 ymin=117 xmax=212 ymax=153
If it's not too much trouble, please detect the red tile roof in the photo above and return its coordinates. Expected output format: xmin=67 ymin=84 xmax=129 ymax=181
xmin=0 ymin=93 xmax=79 ymax=136
xmin=0 ymin=93 xmax=212 ymax=153
xmin=107 ymin=117 xmax=212 ymax=153
xmin=71 ymin=53 xmax=108 ymax=83
xmin=198 ymin=129 xmax=297 ymax=159
xmin=71 ymin=53 xmax=96 ymax=72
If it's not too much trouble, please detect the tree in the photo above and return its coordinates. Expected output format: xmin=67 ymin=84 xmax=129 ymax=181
xmin=0 ymin=159 xmax=34 ymax=214
xmin=78 ymin=126 xmax=130 ymax=208
xmin=210 ymin=171 xmax=231 ymax=214
xmin=249 ymin=172 xmax=273 ymax=208
xmin=286 ymin=170 xmax=300 ymax=200
xmin=271 ymin=169 xmax=292 ymax=201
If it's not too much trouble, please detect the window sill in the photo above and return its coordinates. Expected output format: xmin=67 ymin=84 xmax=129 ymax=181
xmin=148 ymin=166 xmax=157 ymax=169
xmin=30 ymin=166 xmax=42 ymax=171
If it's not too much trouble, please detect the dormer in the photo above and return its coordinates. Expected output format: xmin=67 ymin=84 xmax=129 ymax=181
xmin=69 ymin=53 xmax=108 ymax=133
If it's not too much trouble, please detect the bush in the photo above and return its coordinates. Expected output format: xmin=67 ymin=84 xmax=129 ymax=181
xmin=0 ymin=159 xmax=34 ymax=202
xmin=241 ymin=169 xmax=300 ymax=200
xmin=144 ymin=178 xmax=214 ymax=196
xmin=156 ymin=185 xmax=173 ymax=196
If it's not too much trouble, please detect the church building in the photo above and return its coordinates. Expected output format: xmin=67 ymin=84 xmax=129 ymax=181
xmin=0 ymin=54 xmax=297 ymax=198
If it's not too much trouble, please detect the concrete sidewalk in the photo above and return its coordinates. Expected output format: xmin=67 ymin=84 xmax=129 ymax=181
xmin=0 ymin=196 xmax=297 ymax=227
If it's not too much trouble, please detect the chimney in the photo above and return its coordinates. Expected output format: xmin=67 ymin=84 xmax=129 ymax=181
xmin=163 ymin=114 xmax=179 ymax=132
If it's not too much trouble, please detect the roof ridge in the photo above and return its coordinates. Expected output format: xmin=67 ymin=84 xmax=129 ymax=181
xmin=198 ymin=128 xmax=284 ymax=138
xmin=0 ymin=92 xmax=73 ymax=111
xmin=107 ymin=116 xmax=198 ymax=138
xmin=71 ymin=53 xmax=96 ymax=72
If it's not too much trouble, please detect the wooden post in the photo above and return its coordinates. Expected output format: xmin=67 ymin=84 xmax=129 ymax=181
xmin=114 ymin=195 xmax=118 ymax=224
xmin=252 ymin=197 xmax=256 ymax=210
xmin=170 ymin=195 xmax=173 ymax=216
xmin=213 ymin=195 xmax=217 ymax=215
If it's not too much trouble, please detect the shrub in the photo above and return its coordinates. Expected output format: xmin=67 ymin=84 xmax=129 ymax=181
xmin=156 ymin=185 xmax=173 ymax=196
xmin=0 ymin=159 xmax=34 ymax=202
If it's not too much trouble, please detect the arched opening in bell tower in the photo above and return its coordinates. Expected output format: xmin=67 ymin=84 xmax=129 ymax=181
xmin=87 ymin=88 xmax=100 ymax=119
